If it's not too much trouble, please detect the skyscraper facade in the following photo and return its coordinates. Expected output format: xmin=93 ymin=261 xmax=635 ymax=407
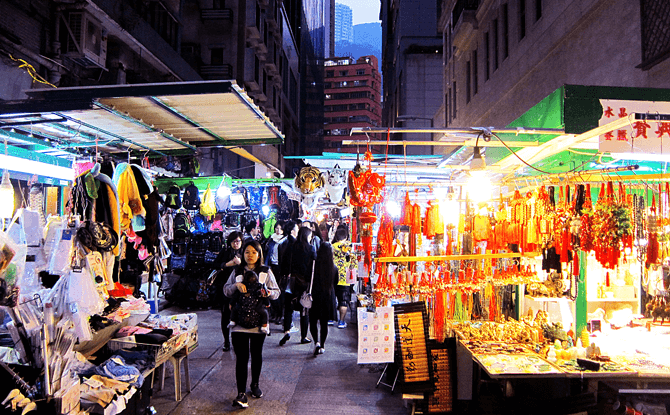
xmin=323 ymin=55 xmax=382 ymax=151
xmin=335 ymin=3 xmax=354 ymax=44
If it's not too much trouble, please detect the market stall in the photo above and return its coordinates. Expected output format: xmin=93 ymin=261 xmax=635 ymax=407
xmin=0 ymin=80 xmax=285 ymax=415
xmin=292 ymin=86 xmax=670 ymax=413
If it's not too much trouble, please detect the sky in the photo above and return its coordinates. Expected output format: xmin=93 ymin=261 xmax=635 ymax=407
xmin=336 ymin=0 xmax=381 ymax=25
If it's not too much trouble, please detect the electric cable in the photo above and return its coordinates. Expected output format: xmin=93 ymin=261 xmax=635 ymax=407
xmin=490 ymin=131 xmax=598 ymax=175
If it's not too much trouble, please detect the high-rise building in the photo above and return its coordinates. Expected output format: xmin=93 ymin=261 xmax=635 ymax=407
xmin=335 ymin=3 xmax=354 ymax=44
xmin=438 ymin=0 xmax=670 ymax=163
xmin=380 ymin=0 xmax=443 ymax=155
xmin=323 ymin=55 xmax=382 ymax=151
xmin=0 ymin=0 xmax=340 ymax=176
xmin=298 ymin=0 xmax=335 ymax=161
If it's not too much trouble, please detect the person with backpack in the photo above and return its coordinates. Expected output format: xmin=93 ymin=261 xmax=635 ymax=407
xmin=213 ymin=231 xmax=244 ymax=351
xmin=223 ymin=240 xmax=280 ymax=408
xmin=227 ymin=270 xmax=271 ymax=334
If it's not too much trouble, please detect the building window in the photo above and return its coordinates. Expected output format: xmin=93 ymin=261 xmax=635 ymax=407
xmin=502 ymin=4 xmax=509 ymax=60
xmin=640 ymin=0 xmax=670 ymax=69
xmin=339 ymin=81 xmax=348 ymax=87
xmin=213 ymin=0 xmax=224 ymax=9
xmin=324 ymin=82 xmax=331 ymax=88
xmin=339 ymin=70 xmax=348 ymax=76
xmin=493 ymin=19 xmax=499 ymax=71
xmin=452 ymin=81 xmax=457 ymax=120
xmin=445 ymin=92 xmax=450 ymax=126
xmin=326 ymin=70 xmax=334 ymax=77
xmin=353 ymin=80 xmax=366 ymax=86
xmin=211 ymin=48 xmax=223 ymax=65
xmin=519 ymin=0 xmax=526 ymax=40
xmin=465 ymin=61 xmax=471 ymax=104
xmin=256 ymin=3 xmax=261 ymax=31
xmin=472 ymin=49 xmax=478 ymax=95
xmin=254 ymin=56 xmax=260 ymax=83
xmin=263 ymin=70 xmax=267 ymax=95
xmin=356 ymin=69 xmax=365 ymax=75
xmin=535 ymin=0 xmax=542 ymax=21
xmin=485 ymin=31 xmax=490 ymax=81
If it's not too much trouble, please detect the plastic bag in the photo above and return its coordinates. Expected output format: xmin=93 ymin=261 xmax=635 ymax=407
xmin=67 ymin=267 xmax=105 ymax=318
xmin=47 ymin=222 xmax=75 ymax=276
xmin=0 ymin=231 xmax=17 ymax=276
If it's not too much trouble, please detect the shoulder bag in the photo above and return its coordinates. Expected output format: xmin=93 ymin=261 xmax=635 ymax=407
xmin=300 ymin=260 xmax=315 ymax=310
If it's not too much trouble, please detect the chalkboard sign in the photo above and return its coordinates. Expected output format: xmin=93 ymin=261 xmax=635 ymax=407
xmin=393 ymin=301 xmax=435 ymax=393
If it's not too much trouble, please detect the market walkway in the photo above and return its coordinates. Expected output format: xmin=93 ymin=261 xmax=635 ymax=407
xmin=150 ymin=305 xmax=409 ymax=415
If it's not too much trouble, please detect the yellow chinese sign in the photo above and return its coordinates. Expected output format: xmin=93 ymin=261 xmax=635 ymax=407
xmin=397 ymin=311 xmax=430 ymax=383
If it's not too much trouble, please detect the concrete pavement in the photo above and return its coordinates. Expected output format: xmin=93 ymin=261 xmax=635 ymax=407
xmin=149 ymin=305 xmax=409 ymax=414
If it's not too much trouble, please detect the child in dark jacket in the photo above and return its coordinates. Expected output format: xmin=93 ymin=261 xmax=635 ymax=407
xmin=228 ymin=270 xmax=271 ymax=334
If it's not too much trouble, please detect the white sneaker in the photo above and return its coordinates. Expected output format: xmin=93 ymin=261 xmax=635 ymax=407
xmin=228 ymin=321 xmax=237 ymax=328
xmin=260 ymin=325 xmax=270 ymax=334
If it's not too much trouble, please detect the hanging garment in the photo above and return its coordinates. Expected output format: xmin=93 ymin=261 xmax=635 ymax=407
xmin=112 ymin=163 xmax=145 ymax=231
xmin=263 ymin=211 xmax=277 ymax=239
xmin=248 ymin=186 xmax=263 ymax=211
xmin=268 ymin=186 xmax=280 ymax=208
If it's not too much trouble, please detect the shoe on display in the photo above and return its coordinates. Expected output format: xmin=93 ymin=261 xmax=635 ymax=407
xmin=249 ymin=384 xmax=263 ymax=399
xmin=232 ymin=393 xmax=248 ymax=408
xmin=279 ymin=333 xmax=290 ymax=346
xmin=337 ymin=321 xmax=347 ymax=329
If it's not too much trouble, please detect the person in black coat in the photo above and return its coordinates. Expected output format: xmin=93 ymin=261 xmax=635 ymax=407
xmin=309 ymin=242 xmax=338 ymax=356
xmin=279 ymin=226 xmax=316 ymax=346
xmin=213 ymin=231 xmax=244 ymax=351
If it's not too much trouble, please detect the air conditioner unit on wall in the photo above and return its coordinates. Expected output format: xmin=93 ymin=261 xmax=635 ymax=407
xmin=64 ymin=11 xmax=107 ymax=69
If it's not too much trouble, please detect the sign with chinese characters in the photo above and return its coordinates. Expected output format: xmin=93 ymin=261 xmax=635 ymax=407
xmin=427 ymin=339 xmax=456 ymax=413
xmin=357 ymin=306 xmax=395 ymax=364
xmin=393 ymin=302 xmax=434 ymax=393
xmin=598 ymin=99 xmax=670 ymax=154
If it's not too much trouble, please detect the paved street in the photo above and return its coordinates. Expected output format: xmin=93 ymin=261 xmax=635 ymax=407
xmin=151 ymin=306 xmax=409 ymax=414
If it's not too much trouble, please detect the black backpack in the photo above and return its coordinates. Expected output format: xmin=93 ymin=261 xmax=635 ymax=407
xmin=234 ymin=288 xmax=263 ymax=328
xmin=174 ymin=212 xmax=191 ymax=238
xmin=165 ymin=185 xmax=181 ymax=209
xmin=182 ymin=183 xmax=201 ymax=210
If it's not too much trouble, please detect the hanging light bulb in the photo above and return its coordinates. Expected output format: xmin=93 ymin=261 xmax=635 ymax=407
xmin=440 ymin=187 xmax=460 ymax=226
xmin=386 ymin=199 xmax=401 ymax=219
xmin=465 ymin=146 xmax=491 ymax=203
xmin=0 ymin=171 xmax=14 ymax=219
xmin=467 ymin=171 xmax=492 ymax=203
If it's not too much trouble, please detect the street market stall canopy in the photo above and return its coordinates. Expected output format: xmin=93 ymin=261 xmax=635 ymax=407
xmin=0 ymin=80 xmax=283 ymax=163
xmin=322 ymin=85 xmax=670 ymax=186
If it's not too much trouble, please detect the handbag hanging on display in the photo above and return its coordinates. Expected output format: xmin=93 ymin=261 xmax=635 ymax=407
xmin=300 ymin=260 xmax=315 ymax=312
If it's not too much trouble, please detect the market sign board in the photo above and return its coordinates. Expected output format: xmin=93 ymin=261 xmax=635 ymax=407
xmin=598 ymin=99 xmax=670 ymax=154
